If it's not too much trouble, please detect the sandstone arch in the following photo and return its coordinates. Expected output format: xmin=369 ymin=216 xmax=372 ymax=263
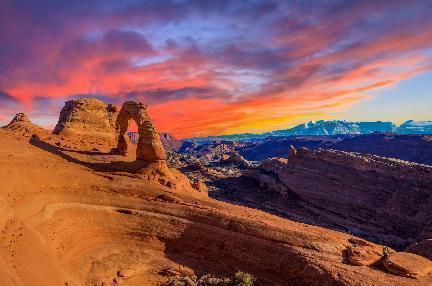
xmin=116 ymin=101 xmax=167 ymax=163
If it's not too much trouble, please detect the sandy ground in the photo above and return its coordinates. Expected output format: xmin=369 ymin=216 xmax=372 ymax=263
xmin=0 ymin=132 xmax=431 ymax=286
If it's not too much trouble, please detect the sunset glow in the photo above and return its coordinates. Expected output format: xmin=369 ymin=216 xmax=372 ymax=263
xmin=1 ymin=1 xmax=431 ymax=138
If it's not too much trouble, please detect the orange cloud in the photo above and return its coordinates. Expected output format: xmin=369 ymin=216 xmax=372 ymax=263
xmin=1 ymin=1 xmax=432 ymax=137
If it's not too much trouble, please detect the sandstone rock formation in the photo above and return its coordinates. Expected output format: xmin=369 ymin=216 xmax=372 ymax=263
xmin=220 ymin=151 xmax=252 ymax=168
xmin=384 ymin=252 xmax=432 ymax=279
xmin=53 ymin=98 xmax=118 ymax=145
xmin=346 ymin=238 xmax=384 ymax=266
xmin=2 ymin=134 xmax=432 ymax=285
xmin=116 ymin=101 xmax=169 ymax=176
xmin=1 ymin=113 xmax=47 ymax=137
xmin=160 ymin=132 xmax=183 ymax=152
xmin=245 ymin=147 xmax=432 ymax=249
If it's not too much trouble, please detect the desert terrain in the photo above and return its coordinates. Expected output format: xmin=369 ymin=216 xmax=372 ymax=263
xmin=0 ymin=98 xmax=431 ymax=286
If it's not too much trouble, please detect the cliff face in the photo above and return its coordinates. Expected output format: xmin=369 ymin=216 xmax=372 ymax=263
xmin=247 ymin=147 xmax=432 ymax=249
xmin=53 ymin=98 xmax=118 ymax=144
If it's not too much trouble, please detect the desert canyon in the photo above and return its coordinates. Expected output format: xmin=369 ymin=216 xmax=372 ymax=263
xmin=0 ymin=97 xmax=431 ymax=286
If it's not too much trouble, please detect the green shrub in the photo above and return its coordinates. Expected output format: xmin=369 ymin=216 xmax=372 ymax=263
xmin=231 ymin=271 xmax=255 ymax=286
xmin=166 ymin=271 xmax=255 ymax=286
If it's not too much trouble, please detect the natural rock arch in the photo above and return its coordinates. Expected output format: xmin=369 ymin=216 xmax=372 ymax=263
xmin=116 ymin=101 xmax=168 ymax=174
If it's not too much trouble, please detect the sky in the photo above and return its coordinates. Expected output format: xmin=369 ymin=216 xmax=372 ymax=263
xmin=0 ymin=0 xmax=431 ymax=138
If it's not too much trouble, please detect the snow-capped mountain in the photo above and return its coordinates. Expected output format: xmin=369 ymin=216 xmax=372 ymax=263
xmin=265 ymin=120 xmax=397 ymax=136
xmin=187 ymin=120 xmax=431 ymax=144
xmin=397 ymin=120 xmax=432 ymax=134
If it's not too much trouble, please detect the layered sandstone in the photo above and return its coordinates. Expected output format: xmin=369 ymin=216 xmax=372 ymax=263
xmin=346 ymin=238 xmax=384 ymax=266
xmin=53 ymin=98 xmax=118 ymax=145
xmin=246 ymin=147 xmax=432 ymax=249
xmin=384 ymin=252 xmax=432 ymax=278
xmin=116 ymin=101 xmax=170 ymax=176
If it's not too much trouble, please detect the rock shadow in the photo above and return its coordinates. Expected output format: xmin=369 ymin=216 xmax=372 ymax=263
xmin=160 ymin=219 xmax=341 ymax=286
xmin=29 ymin=137 xmax=149 ymax=174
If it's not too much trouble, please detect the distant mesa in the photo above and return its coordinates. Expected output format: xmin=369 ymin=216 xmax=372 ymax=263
xmin=1 ymin=112 xmax=47 ymax=137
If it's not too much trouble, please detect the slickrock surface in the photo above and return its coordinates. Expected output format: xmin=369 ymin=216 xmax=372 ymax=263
xmin=245 ymin=147 xmax=432 ymax=249
xmin=2 ymin=131 xmax=431 ymax=285
xmin=53 ymin=98 xmax=118 ymax=146
xmin=1 ymin=113 xmax=47 ymax=137
xmin=383 ymin=252 xmax=432 ymax=278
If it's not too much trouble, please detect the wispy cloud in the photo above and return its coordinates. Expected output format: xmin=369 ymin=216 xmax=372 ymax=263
xmin=1 ymin=0 xmax=431 ymax=137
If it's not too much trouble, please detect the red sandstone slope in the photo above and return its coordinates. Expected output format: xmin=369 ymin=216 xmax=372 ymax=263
xmin=1 ymin=99 xmax=431 ymax=285
xmin=2 ymin=134 xmax=431 ymax=285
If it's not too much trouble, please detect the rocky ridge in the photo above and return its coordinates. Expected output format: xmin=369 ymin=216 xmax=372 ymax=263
xmin=244 ymin=147 xmax=432 ymax=249
xmin=1 ymin=113 xmax=47 ymax=137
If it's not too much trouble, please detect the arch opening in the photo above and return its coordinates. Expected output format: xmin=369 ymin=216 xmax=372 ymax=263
xmin=115 ymin=101 xmax=167 ymax=164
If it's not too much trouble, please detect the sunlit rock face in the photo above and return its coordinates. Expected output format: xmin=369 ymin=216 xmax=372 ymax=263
xmin=116 ymin=101 xmax=166 ymax=162
xmin=53 ymin=98 xmax=118 ymax=144
xmin=116 ymin=101 xmax=170 ymax=176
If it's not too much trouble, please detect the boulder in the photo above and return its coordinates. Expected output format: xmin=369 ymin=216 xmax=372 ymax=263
xmin=383 ymin=252 xmax=432 ymax=278
xmin=406 ymin=239 xmax=432 ymax=260
xmin=346 ymin=238 xmax=383 ymax=266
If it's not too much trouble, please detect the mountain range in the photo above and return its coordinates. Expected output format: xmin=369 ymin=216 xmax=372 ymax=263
xmin=188 ymin=120 xmax=432 ymax=143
